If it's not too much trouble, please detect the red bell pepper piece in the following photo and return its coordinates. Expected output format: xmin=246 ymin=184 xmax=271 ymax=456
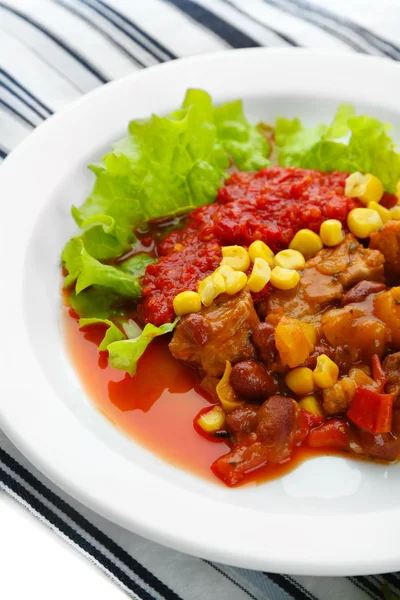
xmin=211 ymin=440 xmax=270 ymax=486
xmin=347 ymin=386 xmax=394 ymax=434
xmin=307 ymin=418 xmax=349 ymax=451
xmin=295 ymin=409 xmax=324 ymax=444
xmin=371 ymin=354 xmax=388 ymax=392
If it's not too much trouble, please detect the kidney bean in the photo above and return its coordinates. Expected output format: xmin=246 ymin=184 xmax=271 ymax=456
xmin=180 ymin=313 xmax=208 ymax=347
xmin=383 ymin=352 xmax=400 ymax=399
xmin=226 ymin=405 xmax=259 ymax=435
xmin=252 ymin=322 xmax=276 ymax=366
xmin=230 ymin=361 xmax=279 ymax=400
xmin=256 ymin=396 xmax=296 ymax=444
xmin=300 ymin=343 xmax=335 ymax=370
xmin=359 ymin=430 xmax=400 ymax=461
xmin=341 ymin=281 xmax=386 ymax=306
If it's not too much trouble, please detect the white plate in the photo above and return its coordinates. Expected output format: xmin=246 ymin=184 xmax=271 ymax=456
xmin=1 ymin=48 xmax=400 ymax=576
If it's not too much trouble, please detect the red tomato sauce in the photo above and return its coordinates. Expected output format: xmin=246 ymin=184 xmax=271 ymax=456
xmin=141 ymin=166 xmax=359 ymax=325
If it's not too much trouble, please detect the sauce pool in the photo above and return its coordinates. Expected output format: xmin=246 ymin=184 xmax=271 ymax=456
xmin=63 ymin=307 xmax=229 ymax=480
xmin=63 ymin=307 xmax=341 ymax=486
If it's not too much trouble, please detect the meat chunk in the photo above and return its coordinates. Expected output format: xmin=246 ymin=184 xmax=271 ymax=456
xmin=342 ymin=280 xmax=386 ymax=306
xmin=370 ymin=220 xmax=400 ymax=285
xmin=169 ymin=289 xmax=259 ymax=376
xmin=308 ymin=233 xmax=385 ymax=289
xmin=265 ymin=235 xmax=383 ymax=328
xmin=266 ymin=266 xmax=343 ymax=326
xmin=322 ymin=377 xmax=356 ymax=415
xmin=321 ymin=300 xmax=391 ymax=362
xmin=383 ymin=352 xmax=400 ymax=399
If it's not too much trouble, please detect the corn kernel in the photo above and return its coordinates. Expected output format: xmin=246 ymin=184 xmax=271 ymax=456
xmin=319 ymin=219 xmax=344 ymax=246
xmin=247 ymin=258 xmax=271 ymax=293
xmin=198 ymin=272 xmax=226 ymax=307
xmin=299 ymin=395 xmax=323 ymax=416
xmin=248 ymin=240 xmax=275 ymax=267
xmin=345 ymin=172 xmax=384 ymax=205
xmin=217 ymin=264 xmax=248 ymax=294
xmin=197 ymin=406 xmax=226 ymax=433
xmin=270 ymin=266 xmax=300 ymax=290
xmin=274 ymin=249 xmax=305 ymax=270
xmin=224 ymin=270 xmax=247 ymax=295
xmin=390 ymin=205 xmax=400 ymax=220
xmin=313 ymin=354 xmax=339 ymax=389
xmin=216 ymin=265 xmax=235 ymax=278
xmin=212 ymin=271 xmax=226 ymax=295
xmin=347 ymin=208 xmax=383 ymax=238
xmin=173 ymin=291 xmax=202 ymax=316
xmin=289 ymin=229 xmax=323 ymax=260
xmin=285 ymin=367 xmax=314 ymax=396
xmin=367 ymin=201 xmax=391 ymax=223
xmin=221 ymin=245 xmax=250 ymax=271
xmin=198 ymin=276 xmax=215 ymax=307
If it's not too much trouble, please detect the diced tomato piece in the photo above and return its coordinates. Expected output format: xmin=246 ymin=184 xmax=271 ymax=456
xmin=347 ymin=386 xmax=394 ymax=434
xmin=371 ymin=354 xmax=388 ymax=392
xmin=307 ymin=418 xmax=349 ymax=451
xmin=295 ymin=409 xmax=324 ymax=444
xmin=302 ymin=409 xmax=324 ymax=429
xmin=211 ymin=441 xmax=269 ymax=486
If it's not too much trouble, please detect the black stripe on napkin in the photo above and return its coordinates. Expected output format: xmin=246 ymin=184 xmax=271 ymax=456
xmin=288 ymin=0 xmax=400 ymax=59
xmin=262 ymin=0 xmax=375 ymax=54
xmin=0 ymin=148 xmax=8 ymax=159
xmin=92 ymin=0 xmax=177 ymax=61
xmin=204 ymin=561 xmax=259 ymax=600
xmin=0 ymin=2 xmax=109 ymax=83
xmin=0 ymin=98 xmax=36 ymax=127
xmin=0 ymin=68 xmax=53 ymax=116
xmin=267 ymin=573 xmax=318 ymax=600
xmin=348 ymin=577 xmax=380 ymax=600
xmin=0 ymin=448 xmax=183 ymax=600
xmin=165 ymin=0 xmax=261 ymax=48
xmin=0 ymin=466 xmax=157 ymax=600
xmin=220 ymin=0 xmax=299 ymax=46
xmin=55 ymin=0 xmax=147 ymax=68
xmin=1 ymin=81 xmax=46 ymax=121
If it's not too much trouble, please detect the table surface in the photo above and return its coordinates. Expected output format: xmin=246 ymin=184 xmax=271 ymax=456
xmin=0 ymin=492 xmax=126 ymax=600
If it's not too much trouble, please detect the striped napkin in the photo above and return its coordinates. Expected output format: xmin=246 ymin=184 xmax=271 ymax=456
xmin=1 ymin=1 xmax=400 ymax=599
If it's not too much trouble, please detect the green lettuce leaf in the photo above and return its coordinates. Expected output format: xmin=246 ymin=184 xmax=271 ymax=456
xmin=79 ymin=318 xmax=125 ymax=350
xmin=107 ymin=319 xmax=178 ymax=376
xmin=62 ymin=238 xmax=141 ymax=297
xmin=69 ymin=287 xmax=126 ymax=319
xmin=214 ymin=99 xmax=270 ymax=171
xmin=69 ymin=89 xmax=269 ymax=262
xmin=276 ymin=103 xmax=400 ymax=192
xmin=118 ymin=253 xmax=155 ymax=277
